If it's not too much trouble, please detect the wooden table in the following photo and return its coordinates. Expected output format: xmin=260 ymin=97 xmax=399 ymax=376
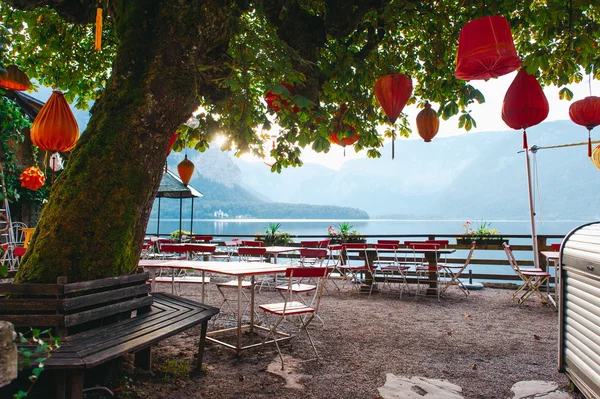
xmin=139 ymin=260 xmax=291 ymax=355
xmin=541 ymin=251 xmax=560 ymax=309
xmin=353 ymin=247 xmax=456 ymax=295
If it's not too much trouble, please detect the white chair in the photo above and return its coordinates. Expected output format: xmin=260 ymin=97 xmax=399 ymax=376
xmin=439 ymin=242 xmax=476 ymax=297
xmin=260 ymin=267 xmax=328 ymax=370
xmin=503 ymin=243 xmax=550 ymax=305
xmin=373 ymin=243 xmax=410 ymax=297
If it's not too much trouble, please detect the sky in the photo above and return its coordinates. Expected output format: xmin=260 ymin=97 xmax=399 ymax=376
xmin=293 ymin=72 xmax=600 ymax=170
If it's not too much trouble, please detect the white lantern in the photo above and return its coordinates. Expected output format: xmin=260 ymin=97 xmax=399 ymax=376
xmin=49 ymin=152 xmax=64 ymax=171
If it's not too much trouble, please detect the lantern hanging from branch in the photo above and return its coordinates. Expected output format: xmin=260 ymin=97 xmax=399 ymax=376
xmin=501 ymin=69 xmax=549 ymax=148
xmin=569 ymin=96 xmax=600 ymax=157
xmin=265 ymin=82 xmax=299 ymax=113
xmin=177 ymin=155 xmax=195 ymax=185
xmin=95 ymin=7 xmax=103 ymax=50
xmin=591 ymin=145 xmax=600 ymax=169
xmin=263 ymin=135 xmax=277 ymax=167
xmin=455 ymin=16 xmax=522 ymax=81
xmin=30 ymin=91 xmax=79 ymax=152
xmin=416 ymin=102 xmax=440 ymax=142
xmin=374 ymin=74 xmax=413 ymax=159
xmin=329 ymin=105 xmax=359 ymax=156
xmin=0 ymin=65 xmax=31 ymax=91
xmin=19 ymin=166 xmax=46 ymax=191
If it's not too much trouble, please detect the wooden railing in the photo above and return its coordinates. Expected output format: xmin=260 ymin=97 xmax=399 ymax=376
xmin=147 ymin=233 xmax=565 ymax=284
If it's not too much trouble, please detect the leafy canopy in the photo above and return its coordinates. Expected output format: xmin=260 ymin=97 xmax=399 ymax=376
xmin=1 ymin=1 xmax=599 ymax=171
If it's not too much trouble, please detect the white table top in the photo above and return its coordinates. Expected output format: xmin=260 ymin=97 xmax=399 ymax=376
xmin=139 ymin=260 xmax=289 ymax=276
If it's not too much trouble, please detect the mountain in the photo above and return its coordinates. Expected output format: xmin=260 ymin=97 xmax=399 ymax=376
xmin=229 ymin=120 xmax=600 ymax=220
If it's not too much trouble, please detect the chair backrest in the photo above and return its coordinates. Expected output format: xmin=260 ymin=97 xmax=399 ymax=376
xmin=185 ymin=244 xmax=216 ymax=253
xmin=238 ymin=246 xmax=267 ymax=257
xmin=241 ymin=240 xmax=264 ymax=247
xmin=551 ymin=243 xmax=561 ymax=251
xmin=318 ymin=239 xmax=331 ymax=248
xmin=285 ymin=266 xmax=328 ymax=278
xmin=11 ymin=222 xmax=27 ymax=244
xmin=300 ymin=240 xmax=321 ymax=248
xmin=160 ymin=244 xmax=188 ymax=254
xmin=13 ymin=247 xmax=27 ymax=258
xmin=410 ymin=243 xmax=440 ymax=251
xmin=503 ymin=243 xmax=522 ymax=275
xmin=193 ymin=235 xmax=213 ymax=242
xmin=373 ymin=243 xmax=398 ymax=250
xmin=404 ymin=240 xmax=426 ymax=247
xmin=378 ymin=239 xmax=399 ymax=245
xmin=299 ymin=248 xmax=328 ymax=267
xmin=457 ymin=242 xmax=477 ymax=271
xmin=342 ymin=243 xmax=368 ymax=250
xmin=328 ymin=244 xmax=343 ymax=251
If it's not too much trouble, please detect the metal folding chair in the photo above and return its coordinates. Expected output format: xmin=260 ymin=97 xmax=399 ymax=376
xmin=338 ymin=243 xmax=377 ymax=295
xmin=503 ymin=243 xmax=550 ymax=305
xmin=260 ymin=267 xmax=328 ymax=370
xmin=439 ymin=241 xmax=476 ymax=297
xmin=373 ymin=243 xmax=410 ymax=297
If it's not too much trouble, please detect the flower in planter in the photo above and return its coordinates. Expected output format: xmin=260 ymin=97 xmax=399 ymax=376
xmin=328 ymin=222 xmax=365 ymax=243
xmin=461 ymin=221 xmax=503 ymax=241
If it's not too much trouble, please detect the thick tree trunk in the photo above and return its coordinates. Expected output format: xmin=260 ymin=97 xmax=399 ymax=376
xmin=15 ymin=0 xmax=234 ymax=283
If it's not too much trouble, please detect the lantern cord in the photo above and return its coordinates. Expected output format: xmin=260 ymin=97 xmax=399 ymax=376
xmin=517 ymin=139 xmax=600 ymax=153
xmin=532 ymin=150 xmax=544 ymax=224
xmin=522 ymin=130 xmax=528 ymax=149
xmin=392 ymin=136 xmax=395 ymax=160
xmin=51 ymin=155 xmax=55 ymax=185
xmin=589 ymin=131 xmax=593 ymax=157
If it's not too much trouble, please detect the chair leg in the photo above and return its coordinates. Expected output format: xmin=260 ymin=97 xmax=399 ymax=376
xmin=299 ymin=314 xmax=319 ymax=362
xmin=261 ymin=313 xmax=285 ymax=370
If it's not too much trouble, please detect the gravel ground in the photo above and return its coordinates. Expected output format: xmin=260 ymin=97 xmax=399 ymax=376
xmin=120 ymin=280 xmax=579 ymax=399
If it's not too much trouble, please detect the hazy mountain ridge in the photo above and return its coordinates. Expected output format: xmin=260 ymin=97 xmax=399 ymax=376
xmin=230 ymin=120 xmax=600 ymax=220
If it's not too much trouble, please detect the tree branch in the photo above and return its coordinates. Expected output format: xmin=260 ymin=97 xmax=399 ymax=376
xmin=7 ymin=0 xmax=97 ymax=23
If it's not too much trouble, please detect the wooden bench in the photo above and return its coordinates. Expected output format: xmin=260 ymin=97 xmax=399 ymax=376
xmin=0 ymin=272 xmax=219 ymax=399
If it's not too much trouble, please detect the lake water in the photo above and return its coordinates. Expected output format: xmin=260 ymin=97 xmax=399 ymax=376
xmin=146 ymin=218 xmax=587 ymax=241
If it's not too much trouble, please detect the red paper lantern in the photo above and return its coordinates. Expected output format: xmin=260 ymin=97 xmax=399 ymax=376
xmin=455 ymin=16 xmax=522 ymax=81
xmin=329 ymin=105 xmax=359 ymax=154
xmin=416 ymin=102 xmax=440 ymax=142
xmin=177 ymin=155 xmax=195 ymax=185
xmin=166 ymin=133 xmax=178 ymax=155
xmin=0 ymin=65 xmax=31 ymax=91
xmin=569 ymin=96 xmax=600 ymax=157
xmin=19 ymin=166 xmax=46 ymax=191
xmin=265 ymin=82 xmax=299 ymax=113
xmin=30 ymin=91 xmax=79 ymax=152
xmin=374 ymin=74 xmax=413 ymax=124
xmin=501 ymin=69 xmax=549 ymax=148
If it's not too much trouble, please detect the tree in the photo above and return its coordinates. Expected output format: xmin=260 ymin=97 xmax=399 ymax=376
xmin=1 ymin=0 xmax=598 ymax=283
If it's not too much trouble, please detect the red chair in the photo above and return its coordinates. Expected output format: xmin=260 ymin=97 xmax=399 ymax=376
xmin=325 ymin=244 xmax=345 ymax=290
xmin=300 ymin=240 xmax=321 ymax=248
xmin=318 ymin=239 xmax=331 ymax=248
xmin=158 ymin=244 xmax=188 ymax=260
xmin=193 ymin=235 xmax=213 ymax=242
xmin=378 ymin=239 xmax=400 ymax=245
xmin=439 ymin=242 xmax=477 ymax=297
xmin=551 ymin=243 xmax=561 ymax=251
xmin=238 ymin=246 xmax=267 ymax=262
xmin=412 ymin=243 xmax=442 ymax=297
xmin=298 ymin=248 xmax=327 ymax=267
xmin=373 ymin=243 xmax=410 ymax=297
xmin=241 ymin=240 xmax=264 ymax=247
xmin=260 ymin=267 xmax=328 ymax=370
xmin=185 ymin=244 xmax=216 ymax=260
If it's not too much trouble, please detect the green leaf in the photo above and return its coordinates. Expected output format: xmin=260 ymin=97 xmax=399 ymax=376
xmin=558 ymin=87 xmax=573 ymax=101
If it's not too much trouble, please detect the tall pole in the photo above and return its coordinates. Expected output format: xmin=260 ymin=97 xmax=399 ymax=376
xmin=525 ymin=146 xmax=540 ymax=269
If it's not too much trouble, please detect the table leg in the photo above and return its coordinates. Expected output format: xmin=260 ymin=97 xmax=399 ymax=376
xmin=250 ymin=276 xmax=255 ymax=333
xmin=426 ymin=253 xmax=438 ymax=296
xmin=201 ymin=271 xmax=206 ymax=303
xmin=237 ymin=276 xmax=242 ymax=356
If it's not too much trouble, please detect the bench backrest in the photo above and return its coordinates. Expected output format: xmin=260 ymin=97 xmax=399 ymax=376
xmin=0 ymin=272 xmax=152 ymax=337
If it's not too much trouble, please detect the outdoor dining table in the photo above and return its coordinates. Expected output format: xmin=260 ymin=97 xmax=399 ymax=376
xmin=139 ymin=259 xmax=291 ymax=355
xmin=541 ymin=250 xmax=560 ymax=309
xmin=264 ymin=246 xmax=302 ymax=263
xmin=354 ymin=247 xmax=456 ymax=296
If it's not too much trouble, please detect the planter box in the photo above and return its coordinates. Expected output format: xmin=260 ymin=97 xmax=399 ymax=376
xmin=456 ymin=237 xmax=509 ymax=247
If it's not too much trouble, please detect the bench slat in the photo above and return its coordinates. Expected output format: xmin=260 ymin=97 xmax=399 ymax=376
xmin=1 ymin=314 xmax=63 ymax=327
xmin=63 ymin=273 xmax=149 ymax=294
xmin=45 ymin=294 xmax=218 ymax=369
xmin=64 ymin=284 xmax=151 ymax=311
xmin=0 ymin=298 xmax=64 ymax=311
xmin=0 ymin=282 xmax=63 ymax=296
xmin=63 ymin=296 xmax=153 ymax=328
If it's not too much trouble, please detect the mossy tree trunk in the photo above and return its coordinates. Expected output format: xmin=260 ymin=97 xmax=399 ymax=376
xmin=15 ymin=0 xmax=235 ymax=283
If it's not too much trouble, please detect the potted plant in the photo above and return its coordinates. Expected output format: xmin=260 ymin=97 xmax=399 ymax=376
xmin=456 ymin=221 xmax=508 ymax=247
xmin=256 ymin=223 xmax=293 ymax=246
xmin=328 ymin=222 xmax=366 ymax=244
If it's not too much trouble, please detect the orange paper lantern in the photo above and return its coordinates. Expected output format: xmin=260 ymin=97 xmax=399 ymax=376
xmin=374 ymin=74 xmax=413 ymax=124
xmin=329 ymin=105 xmax=359 ymax=155
xmin=455 ymin=16 xmax=522 ymax=81
xmin=265 ymin=82 xmax=299 ymax=113
xmin=0 ymin=65 xmax=31 ymax=91
xmin=416 ymin=102 xmax=440 ymax=142
xmin=30 ymin=91 xmax=79 ymax=152
xmin=19 ymin=166 xmax=46 ymax=191
xmin=177 ymin=155 xmax=195 ymax=185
